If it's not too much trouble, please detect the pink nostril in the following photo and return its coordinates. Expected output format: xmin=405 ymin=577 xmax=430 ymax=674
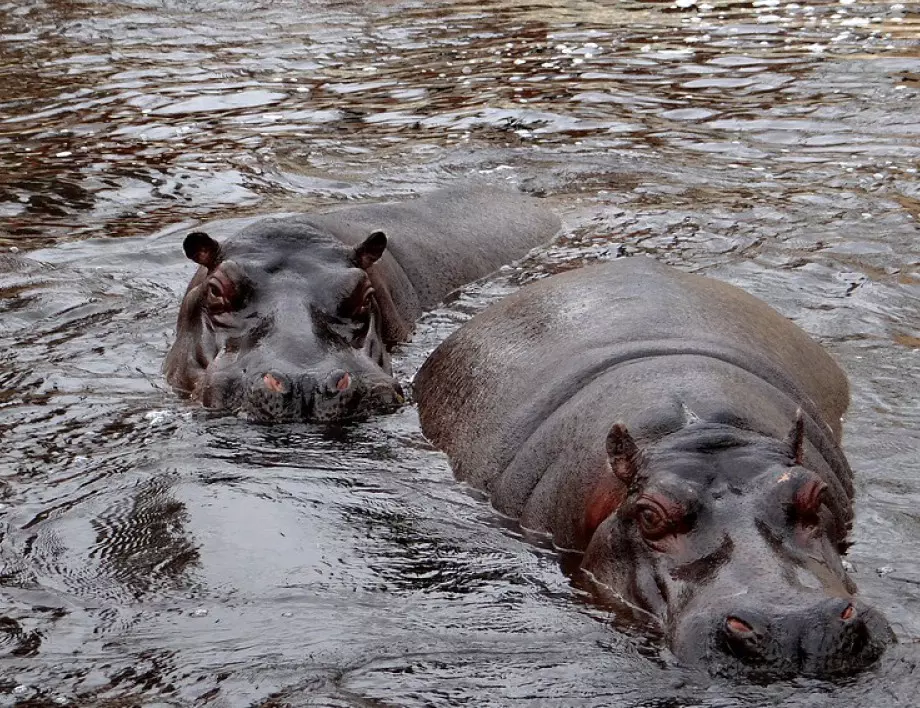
xmin=322 ymin=370 xmax=352 ymax=396
xmin=263 ymin=373 xmax=285 ymax=393
xmin=841 ymin=604 xmax=856 ymax=622
xmin=726 ymin=617 xmax=754 ymax=636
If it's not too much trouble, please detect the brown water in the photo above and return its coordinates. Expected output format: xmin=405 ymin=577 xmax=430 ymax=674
xmin=1 ymin=0 xmax=919 ymax=705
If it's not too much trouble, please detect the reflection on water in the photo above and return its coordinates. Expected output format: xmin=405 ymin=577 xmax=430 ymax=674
xmin=1 ymin=0 xmax=919 ymax=705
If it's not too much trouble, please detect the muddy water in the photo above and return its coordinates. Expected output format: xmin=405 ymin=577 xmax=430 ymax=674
xmin=1 ymin=0 xmax=919 ymax=705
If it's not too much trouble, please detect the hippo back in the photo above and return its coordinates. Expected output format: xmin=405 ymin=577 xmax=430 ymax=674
xmin=415 ymin=258 xmax=851 ymax=547
xmin=308 ymin=186 xmax=561 ymax=312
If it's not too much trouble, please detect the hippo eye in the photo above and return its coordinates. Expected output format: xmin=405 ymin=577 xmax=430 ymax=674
xmin=204 ymin=277 xmax=235 ymax=313
xmin=635 ymin=502 xmax=670 ymax=541
xmin=634 ymin=495 xmax=693 ymax=547
xmin=349 ymin=289 xmax=375 ymax=334
xmin=206 ymin=280 xmax=225 ymax=305
xmin=357 ymin=288 xmax=375 ymax=317
xmin=352 ymin=291 xmax=374 ymax=342
xmin=793 ymin=479 xmax=828 ymax=527
xmin=338 ymin=283 xmax=375 ymax=321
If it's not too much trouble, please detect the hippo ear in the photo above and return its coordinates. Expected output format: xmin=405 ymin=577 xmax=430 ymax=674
xmin=585 ymin=422 xmax=640 ymax=540
xmin=353 ymin=231 xmax=387 ymax=270
xmin=785 ymin=408 xmax=806 ymax=466
xmin=184 ymin=231 xmax=221 ymax=269
xmin=605 ymin=422 xmax=640 ymax=485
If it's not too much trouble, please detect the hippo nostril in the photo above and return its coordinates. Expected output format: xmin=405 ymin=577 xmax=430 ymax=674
xmin=726 ymin=616 xmax=755 ymax=637
xmin=720 ymin=613 xmax=765 ymax=662
xmin=841 ymin=603 xmax=856 ymax=622
xmin=262 ymin=372 xmax=289 ymax=394
xmin=324 ymin=370 xmax=351 ymax=395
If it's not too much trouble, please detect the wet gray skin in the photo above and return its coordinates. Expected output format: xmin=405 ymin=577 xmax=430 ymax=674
xmin=583 ymin=424 xmax=894 ymax=678
xmin=165 ymin=224 xmax=403 ymax=422
xmin=415 ymin=258 xmax=895 ymax=679
xmin=4 ymin=0 xmax=920 ymax=703
xmin=163 ymin=188 xmax=560 ymax=422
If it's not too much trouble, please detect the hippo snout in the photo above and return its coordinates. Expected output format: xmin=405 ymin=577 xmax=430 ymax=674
xmin=303 ymin=368 xmax=404 ymax=422
xmin=242 ymin=368 xmax=404 ymax=422
xmin=676 ymin=598 xmax=894 ymax=678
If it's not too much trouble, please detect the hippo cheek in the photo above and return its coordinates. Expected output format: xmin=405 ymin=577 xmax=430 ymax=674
xmin=580 ymin=518 xmax=674 ymax=630
xmin=197 ymin=368 xmax=245 ymax=412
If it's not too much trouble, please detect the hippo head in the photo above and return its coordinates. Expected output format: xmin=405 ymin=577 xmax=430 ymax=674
xmin=164 ymin=219 xmax=404 ymax=422
xmin=582 ymin=414 xmax=893 ymax=678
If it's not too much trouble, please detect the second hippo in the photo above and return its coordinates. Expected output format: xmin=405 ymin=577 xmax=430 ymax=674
xmin=415 ymin=257 xmax=893 ymax=678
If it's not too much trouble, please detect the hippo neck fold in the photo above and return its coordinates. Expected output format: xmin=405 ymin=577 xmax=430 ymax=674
xmin=502 ymin=340 xmax=851 ymax=497
xmin=487 ymin=349 xmax=853 ymax=553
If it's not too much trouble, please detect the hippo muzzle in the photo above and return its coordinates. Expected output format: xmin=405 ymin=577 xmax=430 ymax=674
xmin=197 ymin=350 xmax=404 ymax=424
xmin=244 ymin=368 xmax=404 ymax=423
xmin=673 ymin=597 xmax=893 ymax=678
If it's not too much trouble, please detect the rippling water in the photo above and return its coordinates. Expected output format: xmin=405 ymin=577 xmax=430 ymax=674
xmin=1 ymin=0 xmax=919 ymax=705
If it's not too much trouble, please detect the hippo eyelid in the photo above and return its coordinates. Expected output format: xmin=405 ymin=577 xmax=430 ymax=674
xmin=635 ymin=497 xmax=691 ymax=542
xmin=639 ymin=494 xmax=691 ymax=523
xmin=203 ymin=269 xmax=243 ymax=309
xmin=793 ymin=479 xmax=829 ymax=522
xmin=337 ymin=277 xmax=375 ymax=320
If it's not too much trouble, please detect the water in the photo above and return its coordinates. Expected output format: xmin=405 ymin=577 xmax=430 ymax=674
xmin=1 ymin=0 xmax=919 ymax=705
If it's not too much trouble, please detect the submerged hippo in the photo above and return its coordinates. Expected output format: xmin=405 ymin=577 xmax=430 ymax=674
xmin=415 ymin=258 xmax=893 ymax=678
xmin=164 ymin=187 xmax=559 ymax=422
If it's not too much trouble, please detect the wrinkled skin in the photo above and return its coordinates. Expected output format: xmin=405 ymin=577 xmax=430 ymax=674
xmin=164 ymin=187 xmax=560 ymax=422
xmin=415 ymin=258 xmax=893 ymax=678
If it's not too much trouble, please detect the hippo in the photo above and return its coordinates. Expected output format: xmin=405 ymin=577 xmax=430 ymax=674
xmin=164 ymin=186 xmax=560 ymax=422
xmin=414 ymin=257 xmax=893 ymax=678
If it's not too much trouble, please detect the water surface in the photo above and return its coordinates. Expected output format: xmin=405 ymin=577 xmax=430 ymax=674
xmin=1 ymin=0 xmax=919 ymax=705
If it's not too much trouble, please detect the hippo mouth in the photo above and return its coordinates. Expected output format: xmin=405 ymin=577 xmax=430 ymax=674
xmin=197 ymin=368 xmax=405 ymax=423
